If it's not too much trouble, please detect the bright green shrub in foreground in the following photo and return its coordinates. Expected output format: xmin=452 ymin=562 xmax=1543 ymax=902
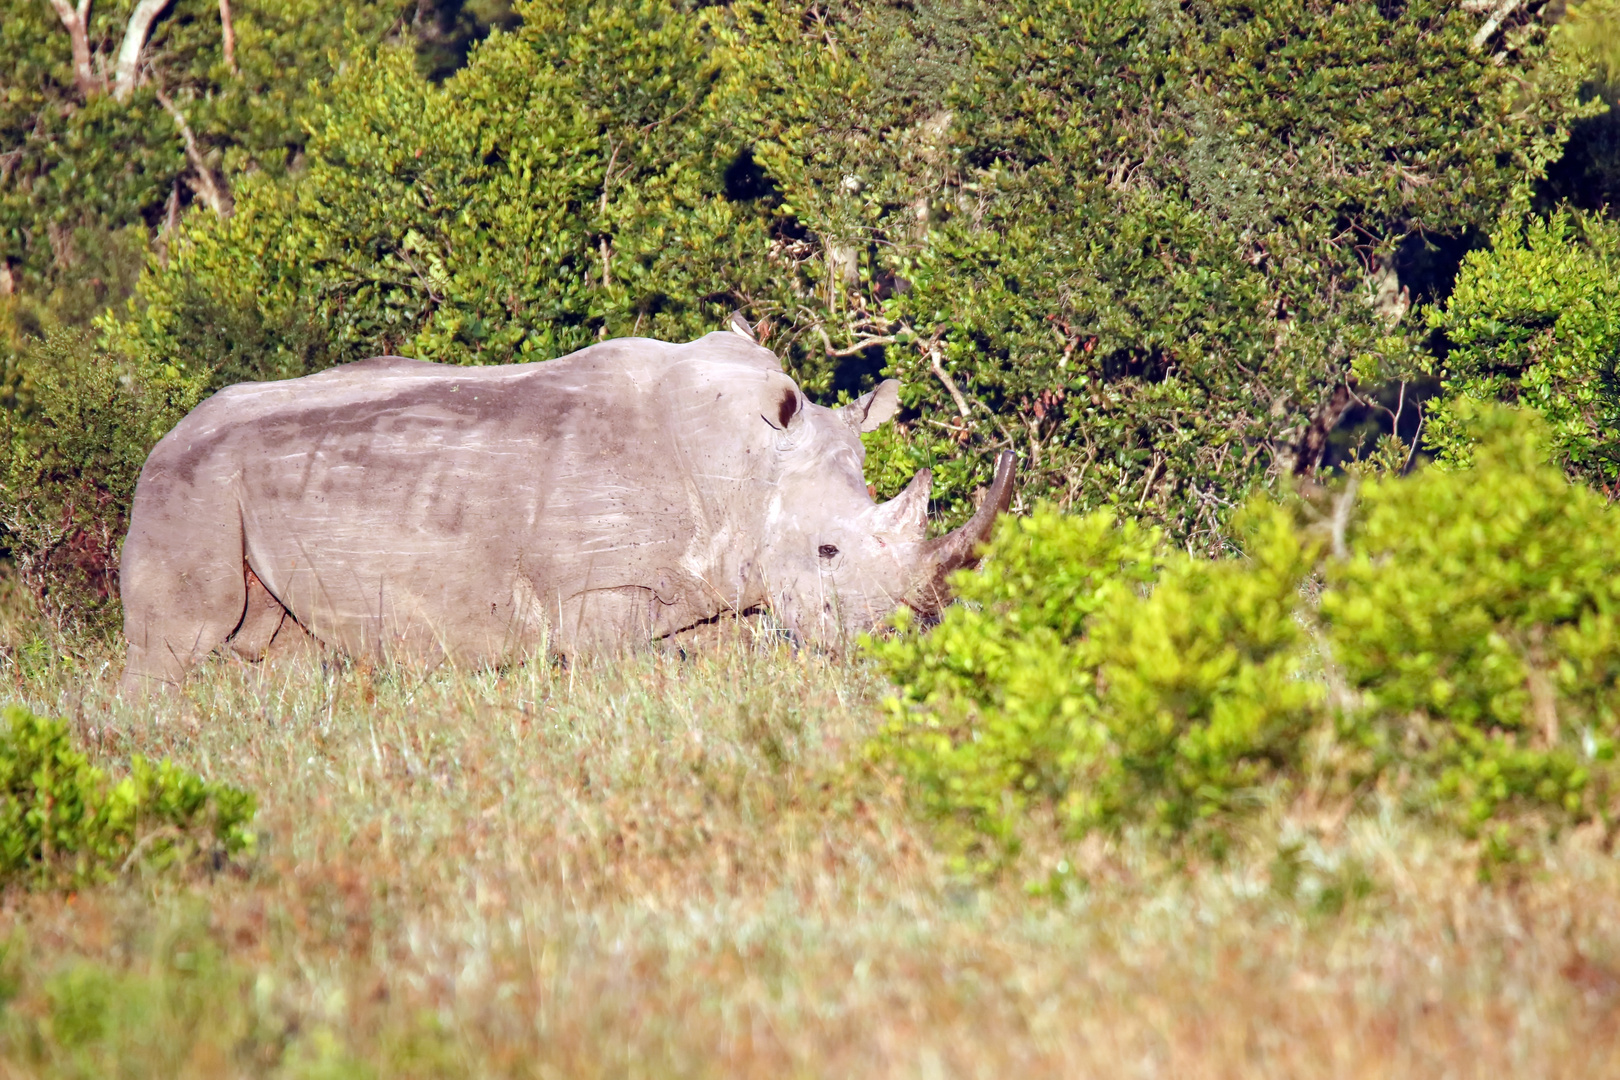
xmin=0 ymin=706 xmax=255 ymax=889
xmin=1322 ymin=406 xmax=1620 ymax=856
xmin=877 ymin=509 xmax=1163 ymax=852
xmin=873 ymin=409 xmax=1620 ymax=866
xmin=876 ymin=503 xmax=1321 ymax=855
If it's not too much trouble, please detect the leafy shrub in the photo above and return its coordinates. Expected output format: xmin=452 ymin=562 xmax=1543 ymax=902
xmin=113 ymin=0 xmax=1598 ymax=532
xmin=873 ymin=408 xmax=1620 ymax=869
xmin=114 ymin=0 xmax=797 ymax=394
xmin=0 ymin=705 xmax=255 ymax=889
xmin=1425 ymin=211 xmax=1620 ymax=489
xmin=733 ymin=0 xmax=1598 ymax=525
xmin=1321 ymin=404 xmax=1620 ymax=860
xmin=0 ymin=0 xmax=414 ymax=296
xmin=0 ymin=331 xmax=203 ymax=634
xmin=874 ymin=508 xmax=1164 ymax=855
xmin=875 ymin=502 xmax=1322 ymax=862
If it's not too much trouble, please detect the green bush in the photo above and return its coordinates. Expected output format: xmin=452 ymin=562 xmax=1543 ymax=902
xmin=874 ymin=502 xmax=1322 ymax=862
xmin=1425 ymin=212 xmax=1620 ymax=489
xmin=1321 ymin=404 xmax=1620 ymax=859
xmin=113 ymin=0 xmax=796 ymax=394
xmin=732 ymin=0 xmax=1598 ymax=524
xmin=112 ymin=0 xmax=1597 ymax=528
xmin=0 ymin=705 xmax=256 ymax=889
xmin=0 ymin=332 xmax=203 ymax=634
xmin=0 ymin=0 xmax=413 ymax=296
xmin=872 ymin=408 xmax=1620 ymax=869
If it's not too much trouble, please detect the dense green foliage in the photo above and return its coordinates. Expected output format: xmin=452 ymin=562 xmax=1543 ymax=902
xmin=873 ymin=410 xmax=1620 ymax=869
xmin=114 ymin=2 xmax=789 ymax=389
xmin=117 ymin=0 xmax=1597 ymax=518
xmin=1322 ymin=405 xmax=1620 ymax=859
xmin=1544 ymin=0 xmax=1620 ymax=209
xmin=0 ymin=333 xmax=201 ymax=634
xmin=1424 ymin=212 xmax=1620 ymax=488
xmin=0 ymin=0 xmax=411 ymax=307
xmin=0 ymin=0 xmax=519 ymax=380
xmin=755 ymin=0 xmax=1597 ymax=523
xmin=0 ymin=705 xmax=255 ymax=889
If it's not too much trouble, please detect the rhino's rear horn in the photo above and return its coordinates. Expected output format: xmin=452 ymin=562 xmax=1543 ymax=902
xmin=868 ymin=467 xmax=932 ymax=541
xmin=906 ymin=450 xmax=1016 ymax=613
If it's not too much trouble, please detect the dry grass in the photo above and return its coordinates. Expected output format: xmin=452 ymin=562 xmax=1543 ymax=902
xmin=3 ymin=597 xmax=1620 ymax=1076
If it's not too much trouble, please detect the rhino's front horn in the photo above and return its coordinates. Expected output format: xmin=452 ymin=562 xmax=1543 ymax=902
xmin=905 ymin=450 xmax=1016 ymax=614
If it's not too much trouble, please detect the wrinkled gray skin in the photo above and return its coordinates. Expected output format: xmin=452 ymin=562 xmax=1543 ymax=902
xmin=119 ymin=331 xmax=1014 ymax=692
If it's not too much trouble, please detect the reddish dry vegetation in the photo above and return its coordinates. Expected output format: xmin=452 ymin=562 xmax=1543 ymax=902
xmin=3 ymin=628 xmax=1620 ymax=1077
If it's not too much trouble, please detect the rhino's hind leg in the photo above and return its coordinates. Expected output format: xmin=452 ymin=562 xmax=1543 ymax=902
xmin=225 ymin=568 xmax=322 ymax=670
xmin=119 ymin=500 xmax=248 ymax=695
xmin=227 ymin=568 xmax=286 ymax=661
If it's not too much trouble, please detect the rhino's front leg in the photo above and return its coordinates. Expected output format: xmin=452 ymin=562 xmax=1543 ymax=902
xmin=551 ymin=586 xmax=672 ymax=661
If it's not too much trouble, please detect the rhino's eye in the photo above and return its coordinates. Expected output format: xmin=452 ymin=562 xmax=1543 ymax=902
xmin=818 ymin=544 xmax=839 ymax=560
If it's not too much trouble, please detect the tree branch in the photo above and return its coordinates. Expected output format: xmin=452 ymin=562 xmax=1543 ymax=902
xmin=1330 ymin=474 xmax=1358 ymax=560
xmin=1471 ymin=0 xmax=1521 ymax=51
xmin=45 ymin=0 xmax=99 ymax=98
xmin=823 ymin=335 xmax=896 ymax=358
xmin=930 ymin=345 xmax=973 ymax=420
xmin=154 ymin=86 xmax=233 ymax=217
xmin=219 ymin=0 xmax=237 ymax=75
xmin=114 ymin=0 xmax=174 ymax=102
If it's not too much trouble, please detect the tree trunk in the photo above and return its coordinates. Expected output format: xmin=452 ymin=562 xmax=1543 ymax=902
xmin=1291 ymin=383 xmax=1353 ymax=477
xmin=219 ymin=0 xmax=237 ymax=75
xmin=45 ymin=0 xmax=99 ymax=98
xmin=113 ymin=0 xmax=175 ymax=102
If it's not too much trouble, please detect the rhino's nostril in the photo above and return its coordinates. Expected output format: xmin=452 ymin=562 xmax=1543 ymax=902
xmin=818 ymin=544 xmax=839 ymax=559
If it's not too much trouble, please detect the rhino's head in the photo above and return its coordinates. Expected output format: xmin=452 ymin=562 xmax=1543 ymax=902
xmin=757 ymin=378 xmax=1015 ymax=645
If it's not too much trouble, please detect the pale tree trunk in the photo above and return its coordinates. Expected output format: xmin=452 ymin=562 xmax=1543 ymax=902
xmin=219 ymin=0 xmax=237 ymax=75
xmin=113 ymin=0 xmax=174 ymax=102
xmin=44 ymin=0 xmax=99 ymax=97
xmin=154 ymin=87 xmax=233 ymax=218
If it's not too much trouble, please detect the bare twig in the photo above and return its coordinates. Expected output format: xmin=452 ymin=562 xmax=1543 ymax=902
xmin=1330 ymin=474 xmax=1358 ymax=560
xmin=596 ymin=139 xmax=619 ymax=289
xmin=395 ymin=248 xmax=441 ymax=302
xmin=119 ymin=826 xmax=185 ymax=876
xmin=1136 ymin=454 xmax=1163 ymax=512
xmin=1403 ymin=409 xmax=1425 ymax=475
xmin=153 ymin=85 xmax=233 ymax=217
xmin=824 ymin=335 xmax=897 ymax=358
xmin=920 ymin=417 xmax=972 ymax=436
xmin=1471 ymin=0 xmax=1521 ymax=51
xmin=598 ymin=139 xmax=619 ymax=216
xmin=930 ymin=346 xmax=972 ymax=420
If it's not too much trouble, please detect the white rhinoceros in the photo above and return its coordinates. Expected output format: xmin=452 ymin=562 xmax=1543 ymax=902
xmin=118 ymin=329 xmax=1013 ymax=690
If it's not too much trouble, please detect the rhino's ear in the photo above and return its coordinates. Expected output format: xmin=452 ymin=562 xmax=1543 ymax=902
xmin=840 ymin=379 xmax=901 ymax=433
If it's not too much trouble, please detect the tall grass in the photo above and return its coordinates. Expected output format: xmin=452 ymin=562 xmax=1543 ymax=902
xmin=3 ymin=599 xmax=1620 ymax=1076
